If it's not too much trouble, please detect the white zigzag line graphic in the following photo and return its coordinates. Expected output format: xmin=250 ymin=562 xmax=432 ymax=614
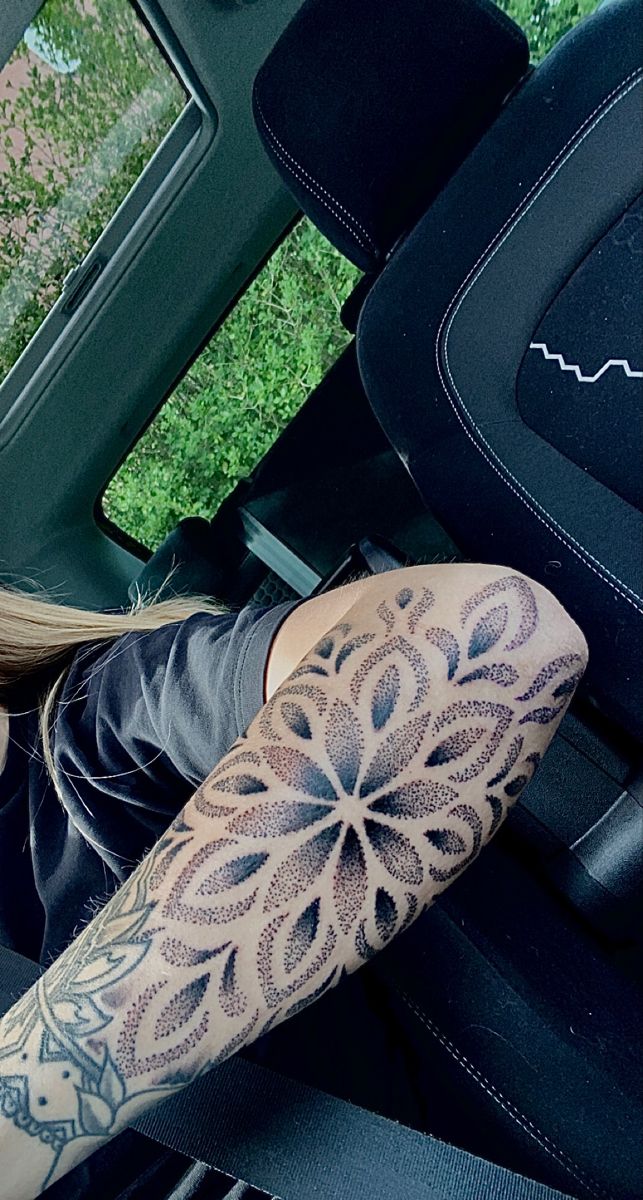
xmin=529 ymin=342 xmax=643 ymax=385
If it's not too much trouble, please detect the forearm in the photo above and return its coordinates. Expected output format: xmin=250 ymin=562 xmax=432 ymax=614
xmin=0 ymin=564 xmax=587 ymax=1198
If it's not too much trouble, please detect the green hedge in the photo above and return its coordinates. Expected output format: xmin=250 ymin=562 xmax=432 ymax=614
xmin=102 ymin=219 xmax=361 ymax=549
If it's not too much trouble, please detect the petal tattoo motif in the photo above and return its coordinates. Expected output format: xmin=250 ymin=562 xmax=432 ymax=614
xmin=407 ymin=587 xmax=435 ymax=634
xmin=159 ymin=937 xmax=229 ymax=968
xmin=395 ymin=587 xmax=413 ymax=609
xmin=519 ymin=703 xmax=566 ymax=725
xmin=376 ymin=600 xmax=396 ymax=634
xmin=263 ymin=823 xmax=343 ymax=911
xmin=154 ymin=976 xmax=210 ymax=1040
xmin=196 ymin=853 xmax=268 ymax=895
xmin=257 ymin=913 xmax=337 ymax=1008
xmin=359 ymin=714 xmax=432 ymax=798
xmin=430 ymin=700 xmax=513 ymax=782
xmin=426 ymin=726 xmax=486 ymax=767
xmin=219 ymin=949 xmax=247 ymax=1019
xmin=467 ymin=604 xmax=509 ymax=658
xmin=336 ymin=633 xmax=377 ymax=673
xmin=333 ymin=827 xmax=368 ymax=934
xmin=162 ymin=841 xmax=261 ymax=926
xmin=351 ymin=636 xmax=430 ymax=713
xmin=261 ymin=746 xmax=337 ymax=801
xmin=325 ymin=699 xmax=364 ymax=793
xmin=281 ymin=702 xmax=313 ymax=740
xmin=424 ymin=628 xmax=460 ymax=679
xmin=210 ymin=774 xmax=268 ymax=795
xmin=461 ymin=575 xmax=538 ymax=650
xmin=228 ymin=799 xmax=332 ymax=838
xmin=371 ymin=664 xmax=401 ymax=731
xmin=457 ymin=663 xmax=519 ymax=687
xmin=368 ymin=780 xmax=457 ymax=819
xmin=283 ymin=899 xmax=320 ymax=973
xmin=516 ymin=654 xmax=584 ymax=701
xmin=364 ymin=820 xmax=424 ymax=885
xmin=487 ymin=735 xmax=523 ymax=787
xmin=374 ymin=889 xmax=398 ymax=942
xmin=315 ymin=636 xmax=334 ymax=659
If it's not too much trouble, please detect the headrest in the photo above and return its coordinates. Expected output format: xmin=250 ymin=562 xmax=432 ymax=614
xmin=253 ymin=0 xmax=529 ymax=271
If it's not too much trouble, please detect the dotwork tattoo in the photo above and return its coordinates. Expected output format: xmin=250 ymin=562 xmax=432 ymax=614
xmin=0 ymin=572 xmax=585 ymax=1193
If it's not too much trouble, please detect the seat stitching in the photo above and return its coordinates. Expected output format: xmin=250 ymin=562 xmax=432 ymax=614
xmin=399 ymin=991 xmax=613 ymax=1200
xmin=258 ymin=114 xmax=372 ymax=256
xmin=255 ymin=98 xmax=377 ymax=254
xmin=434 ymin=68 xmax=643 ymax=613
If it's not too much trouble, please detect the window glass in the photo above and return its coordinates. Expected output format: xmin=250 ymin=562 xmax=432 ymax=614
xmin=0 ymin=0 xmax=185 ymax=379
xmin=101 ymin=219 xmax=361 ymax=549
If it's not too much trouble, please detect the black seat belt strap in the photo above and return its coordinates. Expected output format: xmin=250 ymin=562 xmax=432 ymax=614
xmin=0 ymin=943 xmax=575 ymax=1200
xmin=132 ymin=1055 xmax=577 ymax=1200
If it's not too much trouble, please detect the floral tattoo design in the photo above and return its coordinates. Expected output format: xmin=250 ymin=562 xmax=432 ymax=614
xmin=0 ymin=574 xmax=585 ymax=1190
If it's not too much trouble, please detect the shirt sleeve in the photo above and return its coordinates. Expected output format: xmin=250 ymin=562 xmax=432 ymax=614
xmin=54 ymin=598 xmax=303 ymax=811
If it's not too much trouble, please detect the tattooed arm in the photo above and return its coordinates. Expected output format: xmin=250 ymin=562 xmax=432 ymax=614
xmin=0 ymin=564 xmax=587 ymax=1198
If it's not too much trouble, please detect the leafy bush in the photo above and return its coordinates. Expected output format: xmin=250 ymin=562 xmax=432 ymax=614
xmin=102 ymin=219 xmax=360 ymax=549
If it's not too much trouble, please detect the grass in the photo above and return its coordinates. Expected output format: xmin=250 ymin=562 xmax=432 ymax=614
xmin=102 ymin=0 xmax=598 ymax=551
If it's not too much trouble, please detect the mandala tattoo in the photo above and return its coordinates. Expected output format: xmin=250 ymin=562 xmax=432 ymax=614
xmin=0 ymin=573 xmax=585 ymax=1192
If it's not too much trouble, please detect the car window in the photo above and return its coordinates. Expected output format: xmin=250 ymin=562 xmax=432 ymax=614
xmin=0 ymin=0 xmax=185 ymax=382
xmin=100 ymin=218 xmax=360 ymax=551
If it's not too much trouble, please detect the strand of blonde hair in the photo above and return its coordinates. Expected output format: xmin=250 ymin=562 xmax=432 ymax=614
xmin=0 ymin=564 xmax=229 ymax=806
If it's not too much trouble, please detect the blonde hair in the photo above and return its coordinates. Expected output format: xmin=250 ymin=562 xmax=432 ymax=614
xmin=0 ymin=566 xmax=228 ymax=805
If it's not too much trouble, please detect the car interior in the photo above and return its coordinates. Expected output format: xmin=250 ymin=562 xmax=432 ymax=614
xmin=0 ymin=0 xmax=641 ymax=1198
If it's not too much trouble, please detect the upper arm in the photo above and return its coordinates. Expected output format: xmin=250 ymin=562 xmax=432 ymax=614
xmin=265 ymin=562 xmax=589 ymax=702
xmin=264 ymin=573 xmax=390 ymax=699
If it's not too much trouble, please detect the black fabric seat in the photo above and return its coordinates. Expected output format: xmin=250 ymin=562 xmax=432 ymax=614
xmin=357 ymin=0 xmax=643 ymax=746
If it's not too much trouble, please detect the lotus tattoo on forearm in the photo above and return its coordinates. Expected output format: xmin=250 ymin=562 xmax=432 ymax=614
xmin=0 ymin=569 xmax=587 ymax=1197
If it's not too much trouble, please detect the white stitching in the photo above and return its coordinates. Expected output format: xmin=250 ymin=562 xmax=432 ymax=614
xmin=399 ymin=991 xmax=612 ymax=1200
xmin=436 ymin=69 xmax=643 ymax=614
xmin=255 ymin=97 xmax=377 ymax=256
xmin=259 ymin=117 xmax=372 ymax=256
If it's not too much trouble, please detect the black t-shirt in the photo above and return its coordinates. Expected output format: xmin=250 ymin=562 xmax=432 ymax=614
xmin=0 ymin=601 xmax=299 ymax=966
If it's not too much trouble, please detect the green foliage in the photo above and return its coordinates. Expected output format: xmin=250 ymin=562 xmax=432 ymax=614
xmin=102 ymin=219 xmax=360 ymax=548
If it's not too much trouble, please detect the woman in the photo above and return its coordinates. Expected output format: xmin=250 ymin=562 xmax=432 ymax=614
xmin=0 ymin=561 xmax=587 ymax=1199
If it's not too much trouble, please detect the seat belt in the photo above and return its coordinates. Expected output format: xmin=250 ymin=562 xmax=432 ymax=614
xmin=0 ymin=943 xmax=575 ymax=1200
xmin=132 ymin=1055 xmax=578 ymax=1200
